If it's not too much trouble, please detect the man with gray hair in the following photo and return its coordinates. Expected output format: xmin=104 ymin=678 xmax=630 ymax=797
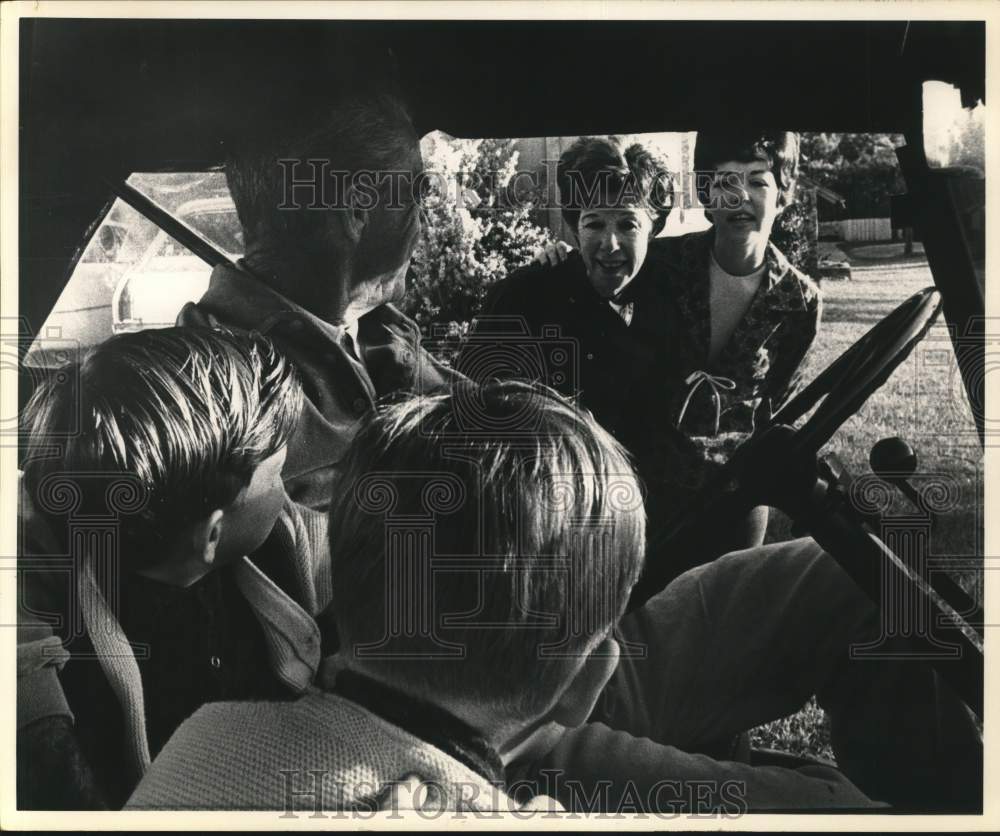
xmin=180 ymin=93 xmax=455 ymax=526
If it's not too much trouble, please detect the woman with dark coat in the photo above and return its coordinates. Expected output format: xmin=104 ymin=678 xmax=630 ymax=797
xmin=459 ymin=136 xmax=675 ymax=459
xmin=459 ymin=137 xmax=711 ymax=604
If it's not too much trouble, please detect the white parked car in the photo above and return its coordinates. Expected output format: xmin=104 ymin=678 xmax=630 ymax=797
xmin=112 ymin=197 xmax=242 ymax=334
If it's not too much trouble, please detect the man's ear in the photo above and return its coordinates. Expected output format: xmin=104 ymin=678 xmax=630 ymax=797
xmin=339 ymin=183 xmax=374 ymax=245
xmin=547 ymin=637 xmax=620 ymax=728
xmin=345 ymin=205 xmax=370 ymax=244
xmin=193 ymin=509 xmax=225 ymax=568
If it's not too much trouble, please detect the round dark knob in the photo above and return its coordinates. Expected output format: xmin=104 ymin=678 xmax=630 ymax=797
xmin=870 ymin=436 xmax=918 ymax=479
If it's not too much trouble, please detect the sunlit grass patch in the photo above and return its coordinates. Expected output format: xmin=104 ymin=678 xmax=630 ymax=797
xmin=753 ymin=251 xmax=982 ymax=760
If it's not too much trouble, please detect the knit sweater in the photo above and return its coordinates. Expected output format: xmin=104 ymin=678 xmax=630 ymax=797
xmin=126 ymin=689 xmax=536 ymax=812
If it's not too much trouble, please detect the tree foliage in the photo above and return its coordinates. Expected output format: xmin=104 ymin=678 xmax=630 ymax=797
xmin=799 ymin=132 xmax=905 ymax=220
xmin=946 ymin=109 xmax=985 ymax=172
xmin=402 ymin=134 xmax=551 ymax=328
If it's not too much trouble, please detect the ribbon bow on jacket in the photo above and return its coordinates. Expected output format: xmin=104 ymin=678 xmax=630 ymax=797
xmin=676 ymin=370 xmax=737 ymax=437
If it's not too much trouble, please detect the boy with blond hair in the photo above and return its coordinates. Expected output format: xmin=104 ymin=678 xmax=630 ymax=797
xmin=127 ymin=380 xmax=646 ymax=811
xmin=18 ymin=327 xmax=325 ymax=808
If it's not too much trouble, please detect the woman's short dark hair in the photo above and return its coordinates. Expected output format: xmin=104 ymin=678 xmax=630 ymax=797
xmin=557 ymin=136 xmax=673 ymax=237
xmin=693 ymin=130 xmax=800 ymax=208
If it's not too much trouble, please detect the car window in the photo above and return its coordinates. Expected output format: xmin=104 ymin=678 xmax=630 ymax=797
xmin=923 ymin=81 xmax=985 ymax=172
xmin=921 ymin=81 xmax=985 ymax=293
xmin=26 ymin=173 xmax=242 ymax=367
xmin=184 ymin=208 xmax=244 ymax=254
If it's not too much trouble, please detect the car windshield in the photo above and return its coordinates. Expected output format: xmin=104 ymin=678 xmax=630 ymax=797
xmin=24 ymin=124 xmax=984 ymax=494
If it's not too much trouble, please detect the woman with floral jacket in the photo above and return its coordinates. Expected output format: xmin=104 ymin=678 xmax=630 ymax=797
xmin=639 ymin=131 xmax=822 ymax=601
xmin=657 ymin=131 xmax=821 ymax=437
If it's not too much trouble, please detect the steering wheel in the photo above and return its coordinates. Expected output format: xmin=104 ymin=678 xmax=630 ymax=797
xmin=767 ymin=285 xmax=943 ymax=459
xmin=654 ymin=286 xmax=944 ymax=551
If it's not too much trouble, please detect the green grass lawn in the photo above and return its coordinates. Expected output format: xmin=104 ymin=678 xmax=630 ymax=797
xmin=749 ymin=241 xmax=983 ymax=760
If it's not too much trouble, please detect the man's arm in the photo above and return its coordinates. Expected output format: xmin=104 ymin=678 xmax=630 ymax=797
xmin=510 ymin=722 xmax=880 ymax=813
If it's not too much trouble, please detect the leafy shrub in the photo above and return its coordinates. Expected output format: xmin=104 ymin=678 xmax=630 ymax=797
xmin=771 ymin=184 xmax=818 ymax=276
xmin=402 ymin=133 xmax=551 ymax=346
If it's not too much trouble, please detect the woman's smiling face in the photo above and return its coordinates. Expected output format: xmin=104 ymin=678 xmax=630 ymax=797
xmin=577 ymin=207 xmax=655 ymax=299
xmin=706 ymin=157 xmax=783 ymax=243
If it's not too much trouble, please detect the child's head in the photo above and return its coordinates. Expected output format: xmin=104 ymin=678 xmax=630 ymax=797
xmin=694 ymin=129 xmax=800 ymax=237
xmin=23 ymin=327 xmax=303 ymax=585
xmin=328 ymin=380 xmax=646 ymax=744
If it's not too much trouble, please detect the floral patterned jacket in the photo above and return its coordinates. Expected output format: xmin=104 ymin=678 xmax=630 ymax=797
xmin=650 ymin=229 xmax=823 ymax=442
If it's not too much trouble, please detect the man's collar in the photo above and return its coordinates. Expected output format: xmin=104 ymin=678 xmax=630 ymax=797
xmin=342 ymin=318 xmax=361 ymax=348
xmin=199 ymin=261 xmax=355 ymax=339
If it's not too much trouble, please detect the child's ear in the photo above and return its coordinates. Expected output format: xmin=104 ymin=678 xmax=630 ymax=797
xmin=194 ymin=509 xmax=226 ymax=567
xmin=547 ymin=636 xmax=620 ymax=728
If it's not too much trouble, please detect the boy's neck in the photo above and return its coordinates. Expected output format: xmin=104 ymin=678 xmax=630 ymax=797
xmin=335 ymin=668 xmax=507 ymax=782
xmin=336 ymin=667 xmax=566 ymax=773
xmin=712 ymin=230 xmax=769 ymax=277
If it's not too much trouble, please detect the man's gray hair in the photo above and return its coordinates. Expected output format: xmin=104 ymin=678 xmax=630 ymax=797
xmin=225 ymin=93 xmax=416 ymax=244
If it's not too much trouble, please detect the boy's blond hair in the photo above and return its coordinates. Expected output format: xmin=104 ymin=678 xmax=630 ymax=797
xmin=22 ymin=327 xmax=303 ymax=569
xmin=328 ymin=380 xmax=646 ymax=722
